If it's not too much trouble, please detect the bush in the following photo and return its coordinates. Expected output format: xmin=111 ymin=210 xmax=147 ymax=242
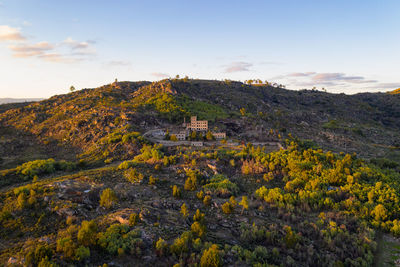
xmin=203 ymin=195 xmax=212 ymax=206
xmin=193 ymin=209 xmax=205 ymax=223
xmin=75 ymin=246 xmax=90 ymax=261
xmin=184 ymin=169 xmax=203 ymax=191
xmin=99 ymin=188 xmax=117 ymax=209
xmin=149 ymin=175 xmax=158 ymax=185
xmin=203 ymin=174 xmax=238 ymax=196
xmin=172 ymin=185 xmax=181 ymax=198
xmin=37 ymin=256 xmax=58 ymax=267
xmin=56 ymin=237 xmax=76 ymax=259
xmin=170 ymin=231 xmax=192 ymax=256
xmin=191 ymin=221 xmax=206 ymax=238
xmin=200 ymin=244 xmax=221 ymax=267
xmin=181 ymin=203 xmax=189 ymax=218
xmin=25 ymin=243 xmax=53 ymax=266
xmin=124 ymin=168 xmax=144 ymax=184
xmin=129 ymin=213 xmax=139 ymax=226
xmin=197 ymin=190 xmax=204 ymax=200
xmin=97 ymin=224 xmax=143 ymax=256
xmin=221 ymin=202 xmax=233 ymax=214
xmin=155 ymin=237 xmax=168 ymax=256
xmin=77 ymin=220 xmax=97 ymax=246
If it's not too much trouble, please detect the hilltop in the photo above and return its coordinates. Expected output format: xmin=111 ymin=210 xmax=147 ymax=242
xmin=1 ymin=79 xmax=400 ymax=266
xmin=1 ymin=78 xmax=399 ymax=169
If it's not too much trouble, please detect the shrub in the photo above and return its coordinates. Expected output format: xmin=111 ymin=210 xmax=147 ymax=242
xmin=181 ymin=203 xmax=189 ymax=218
xmin=56 ymin=237 xmax=76 ymax=259
xmin=221 ymin=202 xmax=233 ymax=214
xmin=25 ymin=243 xmax=53 ymax=266
xmin=172 ymin=185 xmax=181 ymax=198
xmin=170 ymin=231 xmax=192 ymax=256
xmin=117 ymin=160 xmax=136 ymax=170
xmin=203 ymin=174 xmax=238 ymax=196
xmin=75 ymin=246 xmax=90 ymax=261
xmin=203 ymin=195 xmax=212 ymax=206
xmin=200 ymin=244 xmax=221 ymax=267
xmin=229 ymin=196 xmax=237 ymax=207
xmin=97 ymin=224 xmax=143 ymax=256
xmin=17 ymin=192 xmax=27 ymax=209
xmin=77 ymin=220 xmax=98 ymax=246
xmin=239 ymin=196 xmax=249 ymax=214
xmin=191 ymin=221 xmax=206 ymax=238
xmin=149 ymin=175 xmax=158 ymax=185
xmin=129 ymin=213 xmax=139 ymax=226
xmin=193 ymin=209 xmax=205 ymax=223
xmin=155 ymin=237 xmax=168 ymax=256
xmin=37 ymin=256 xmax=58 ymax=267
xmin=124 ymin=168 xmax=144 ymax=184
xmin=197 ymin=190 xmax=204 ymax=200
xmin=99 ymin=188 xmax=117 ymax=209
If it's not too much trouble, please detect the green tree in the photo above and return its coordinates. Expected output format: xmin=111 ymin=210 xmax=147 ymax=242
xmin=240 ymin=108 xmax=246 ymax=116
xmin=70 ymin=86 xmax=76 ymax=92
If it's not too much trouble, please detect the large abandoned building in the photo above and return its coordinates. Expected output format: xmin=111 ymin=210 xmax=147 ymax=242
xmin=169 ymin=116 xmax=226 ymax=141
xmin=184 ymin=116 xmax=208 ymax=131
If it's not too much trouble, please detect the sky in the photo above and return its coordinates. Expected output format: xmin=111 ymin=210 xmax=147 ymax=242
xmin=0 ymin=0 xmax=399 ymax=98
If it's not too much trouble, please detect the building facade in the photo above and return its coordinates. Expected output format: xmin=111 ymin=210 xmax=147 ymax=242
xmin=187 ymin=116 xmax=208 ymax=131
xmin=213 ymin=132 xmax=226 ymax=139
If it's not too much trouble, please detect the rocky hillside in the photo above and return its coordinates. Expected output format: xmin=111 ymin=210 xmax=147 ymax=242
xmin=1 ymin=78 xmax=399 ymax=170
xmin=1 ymin=79 xmax=400 ymax=266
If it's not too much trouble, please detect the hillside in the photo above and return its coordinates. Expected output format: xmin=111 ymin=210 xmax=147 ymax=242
xmin=1 ymin=79 xmax=399 ymax=169
xmin=1 ymin=79 xmax=400 ymax=266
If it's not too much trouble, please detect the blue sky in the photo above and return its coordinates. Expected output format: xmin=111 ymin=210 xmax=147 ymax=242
xmin=0 ymin=0 xmax=399 ymax=98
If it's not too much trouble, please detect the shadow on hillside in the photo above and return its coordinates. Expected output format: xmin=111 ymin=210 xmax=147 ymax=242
xmin=0 ymin=125 xmax=80 ymax=170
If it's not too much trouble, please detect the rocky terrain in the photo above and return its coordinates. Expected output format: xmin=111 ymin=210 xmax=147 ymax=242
xmin=0 ymin=79 xmax=400 ymax=266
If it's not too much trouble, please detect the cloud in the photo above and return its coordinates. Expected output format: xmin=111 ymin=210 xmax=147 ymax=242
xmin=0 ymin=25 xmax=26 ymax=41
xmin=107 ymin=60 xmax=131 ymax=67
xmin=151 ymin=72 xmax=169 ymax=78
xmin=274 ymin=72 xmax=379 ymax=87
xmin=9 ymin=41 xmax=53 ymax=57
xmin=63 ymin=37 xmax=89 ymax=50
xmin=224 ymin=61 xmax=253 ymax=73
xmin=62 ymin=37 xmax=96 ymax=56
xmin=287 ymin=72 xmax=316 ymax=77
xmin=311 ymin=73 xmax=374 ymax=83
xmin=38 ymin=53 xmax=79 ymax=63
xmin=8 ymin=40 xmax=88 ymax=63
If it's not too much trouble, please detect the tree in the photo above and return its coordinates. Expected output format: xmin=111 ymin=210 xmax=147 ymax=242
xmin=99 ymin=188 xmax=117 ymax=209
xmin=181 ymin=203 xmax=189 ymax=218
xmin=206 ymin=131 xmax=214 ymax=141
xmin=77 ymin=220 xmax=98 ymax=246
xmin=372 ymin=204 xmax=387 ymax=221
xmin=239 ymin=196 xmax=249 ymax=214
xmin=239 ymin=108 xmax=246 ymax=116
xmin=190 ymin=131 xmax=197 ymax=140
xmin=172 ymin=185 xmax=181 ymax=198
xmin=170 ymin=134 xmax=178 ymax=141
xmin=200 ymin=244 xmax=221 ymax=267
xmin=70 ymin=86 xmax=76 ymax=92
